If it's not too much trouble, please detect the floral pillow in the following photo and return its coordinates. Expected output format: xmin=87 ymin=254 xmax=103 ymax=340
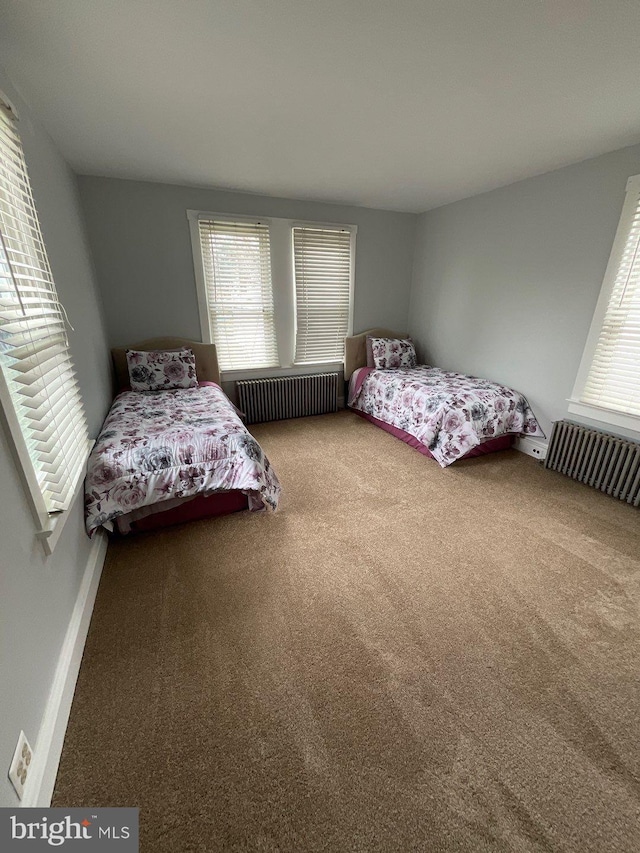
xmin=368 ymin=337 xmax=417 ymax=370
xmin=126 ymin=348 xmax=198 ymax=391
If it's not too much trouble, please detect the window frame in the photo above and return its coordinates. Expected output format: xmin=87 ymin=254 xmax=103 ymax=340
xmin=190 ymin=214 xmax=280 ymax=371
xmin=291 ymin=221 xmax=357 ymax=367
xmin=568 ymin=174 xmax=640 ymax=438
xmin=0 ymin=91 xmax=92 ymax=554
xmin=188 ymin=210 xmax=356 ymax=379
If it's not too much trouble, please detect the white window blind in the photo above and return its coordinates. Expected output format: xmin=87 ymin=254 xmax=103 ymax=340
xmin=197 ymin=218 xmax=279 ymax=371
xmin=293 ymin=226 xmax=354 ymax=364
xmin=580 ymin=177 xmax=640 ymax=418
xmin=0 ymin=106 xmax=89 ymax=514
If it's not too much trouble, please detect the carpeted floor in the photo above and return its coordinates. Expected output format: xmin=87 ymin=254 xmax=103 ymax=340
xmin=53 ymin=411 xmax=640 ymax=852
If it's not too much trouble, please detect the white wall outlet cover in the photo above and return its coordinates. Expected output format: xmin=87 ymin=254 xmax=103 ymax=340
xmin=515 ymin=436 xmax=549 ymax=461
xmin=8 ymin=731 xmax=33 ymax=801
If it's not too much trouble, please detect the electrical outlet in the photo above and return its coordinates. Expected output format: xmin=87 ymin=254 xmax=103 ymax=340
xmin=8 ymin=731 xmax=33 ymax=801
xmin=516 ymin=437 xmax=548 ymax=462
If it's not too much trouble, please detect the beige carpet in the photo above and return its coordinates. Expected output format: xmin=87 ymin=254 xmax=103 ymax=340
xmin=53 ymin=411 xmax=640 ymax=852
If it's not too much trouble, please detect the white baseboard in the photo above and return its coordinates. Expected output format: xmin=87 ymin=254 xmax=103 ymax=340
xmin=515 ymin=435 xmax=549 ymax=462
xmin=22 ymin=531 xmax=108 ymax=807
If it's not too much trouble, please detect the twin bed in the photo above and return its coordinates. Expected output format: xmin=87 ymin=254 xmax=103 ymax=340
xmin=345 ymin=328 xmax=544 ymax=466
xmin=85 ymin=338 xmax=280 ymax=536
xmin=85 ymin=331 xmax=543 ymax=536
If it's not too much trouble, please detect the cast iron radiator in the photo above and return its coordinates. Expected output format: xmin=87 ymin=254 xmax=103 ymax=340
xmin=237 ymin=373 xmax=339 ymax=424
xmin=545 ymin=420 xmax=640 ymax=506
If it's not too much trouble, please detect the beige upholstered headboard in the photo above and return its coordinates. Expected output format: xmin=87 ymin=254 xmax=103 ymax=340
xmin=344 ymin=328 xmax=407 ymax=378
xmin=111 ymin=337 xmax=221 ymax=391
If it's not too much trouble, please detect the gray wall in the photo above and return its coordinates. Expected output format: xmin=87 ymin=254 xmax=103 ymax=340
xmin=77 ymin=176 xmax=417 ymax=349
xmin=409 ymin=143 xmax=640 ymax=439
xmin=0 ymin=69 xmax=111 ymax=806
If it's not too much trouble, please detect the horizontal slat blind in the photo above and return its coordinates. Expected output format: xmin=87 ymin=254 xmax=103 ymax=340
xmin=581 ymin=180 xmax=640 ymax=417
xmin=197 ymin=219 xmax=279 ymax=371
xmin=0 ymin=108 xmax=89 ymax=513
xmin=293 ymin=226 xmax=353 ymax=364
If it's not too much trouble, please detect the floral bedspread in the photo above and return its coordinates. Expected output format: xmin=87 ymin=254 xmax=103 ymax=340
xmin=349 ymin=366 xmax=544 ymax=467
xmin=85 ymin=383 xmax=280 ymax=535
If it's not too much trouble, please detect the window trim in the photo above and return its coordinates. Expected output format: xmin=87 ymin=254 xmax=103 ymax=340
xmin=291 ymin=221 xmax=357 ymax=367
xmin=0 ymin=306 xmax=93 ymax=555
xmin=0 ymin=362 xmax=51 ymax=528
xmin=568 ymin=174 xmax=640 ymax=436
xmin=187 ymin=210 xmax=276 ymax=347
xmin=0 ymin=89 xmax=92 ymax=554
xmin=565 ymin=398 xmax=640 ymax=437
xmin=219 ymin=362 xmax=347 ymax=382
xmin=187 ymin=210 xmax=356 ymax=377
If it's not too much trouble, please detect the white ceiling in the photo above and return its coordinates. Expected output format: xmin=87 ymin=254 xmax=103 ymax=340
xmin=2 ymin=0 xmax=640 ymax=213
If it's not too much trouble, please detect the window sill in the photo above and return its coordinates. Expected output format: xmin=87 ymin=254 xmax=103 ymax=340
xmin=566 ymin=399 xmax=640 ymax=439
xmin=36 ymin=442 xmax=93 ymax=556
xmin=221 ymin=362 xmax=344 ymax=382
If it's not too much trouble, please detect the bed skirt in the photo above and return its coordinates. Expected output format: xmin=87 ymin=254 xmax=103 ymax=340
xmin=352 ymin=409 xmax=514 ymax=460
xmin=115 ymin=490 xmax=250 ymax=534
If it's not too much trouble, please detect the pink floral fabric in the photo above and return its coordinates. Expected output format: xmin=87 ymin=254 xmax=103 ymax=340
xmin=126 ymin=348 xmax=198 ymax=391
xmin=85 ymin=384 xmax=281 ymax=535
xmin=368 ymin=337 xmax=417 ymax=370
xmin=349 ymin=366 xmax=544 ymax=467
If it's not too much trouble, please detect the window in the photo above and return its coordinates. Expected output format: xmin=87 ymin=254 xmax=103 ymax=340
xmin=293 ymin=226 xmax=355 ymax=365
xmin=0 ymin=99 xmax=90 ymax=534
xmin=189 ymin=211 xmax=356 ymax=376
xmin=569 ymin=175 xmax=640 ymax=434
xmin=195 ymin=218 xmax=279 ymax=371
